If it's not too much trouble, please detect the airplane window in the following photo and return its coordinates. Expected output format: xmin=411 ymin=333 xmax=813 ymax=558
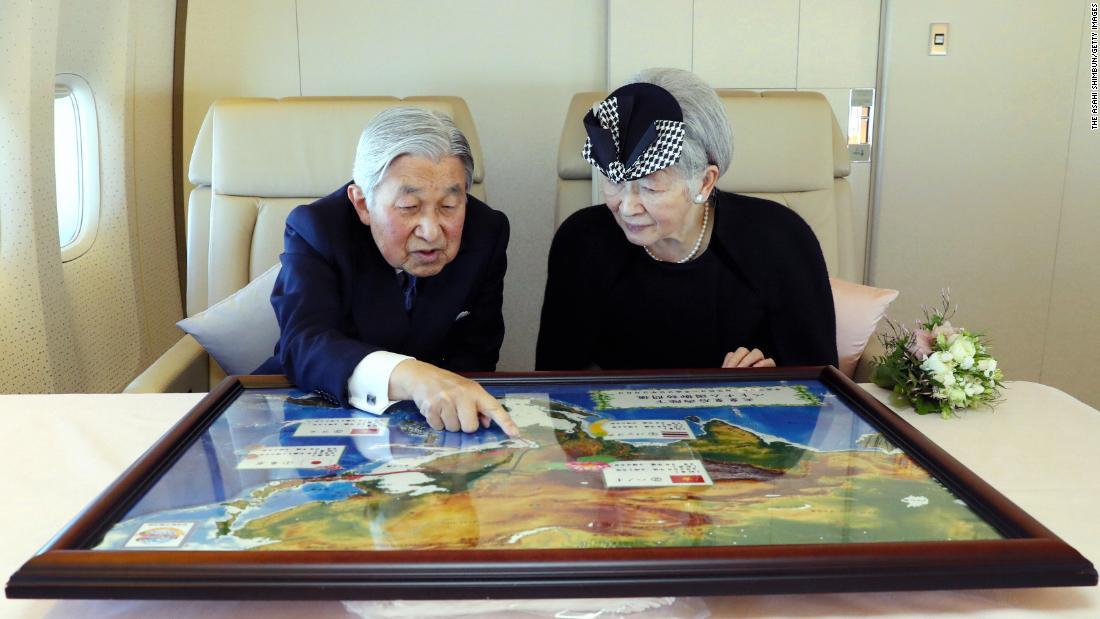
xmin=54 ymin=74 xmax=99 ymax=261
xmin=54 ymin=88 xmax=81 ymax=246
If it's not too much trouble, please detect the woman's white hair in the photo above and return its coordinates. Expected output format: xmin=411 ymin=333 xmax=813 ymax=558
xmin=625 ymin=67 xmax=732 ymax=186
xmin=351 ymin=107 xmax=474 ymax=202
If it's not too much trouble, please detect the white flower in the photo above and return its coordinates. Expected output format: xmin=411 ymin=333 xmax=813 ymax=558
xmin=963 ymin=382 xmax=984 ymax=397
xmin=946 ymin=387 xmax=967 ymax=406
xmin=977 ymin=358 xmax=998 ymax=378
xmin=921 ymin=355 xmax=946 ymax=375
xmin=939 ymin=371 xmax=957 ymax=387
xmin=948 ymin=337 xmax=976 ymax=365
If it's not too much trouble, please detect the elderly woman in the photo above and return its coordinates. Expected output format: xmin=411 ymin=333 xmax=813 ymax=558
xmin=536 ymin=68 xmax=837 ymax=371
xmin=256 ymin=107 xmax=518 ymax=436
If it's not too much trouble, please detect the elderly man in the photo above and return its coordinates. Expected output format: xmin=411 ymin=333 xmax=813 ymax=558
xmin=254 ymin=107 xmax=518 ymax=437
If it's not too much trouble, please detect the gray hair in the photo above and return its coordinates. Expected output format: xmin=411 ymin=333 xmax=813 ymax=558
xmin=351 ymin=107 xmax=474 ymax=202
xmin=625 ymin=67 xmax=732 ymax=184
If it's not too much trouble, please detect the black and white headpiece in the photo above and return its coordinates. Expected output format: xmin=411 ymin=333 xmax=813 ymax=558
xmin=582 ymin=83 xmax=686 ymax=183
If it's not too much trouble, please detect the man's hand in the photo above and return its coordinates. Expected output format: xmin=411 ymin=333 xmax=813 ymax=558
xmin=722 ymin=347 xmax=777 ymax=368
xmin=388 ymin=360 xmax=520 ymax=437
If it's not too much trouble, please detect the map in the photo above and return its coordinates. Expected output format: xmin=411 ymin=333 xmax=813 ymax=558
xmin=93 ymin=379 xmax=1001 ymax=551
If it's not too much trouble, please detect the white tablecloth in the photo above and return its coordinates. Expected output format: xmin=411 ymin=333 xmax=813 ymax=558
xmin=1 ymin=382 xmax=1097 ymax=618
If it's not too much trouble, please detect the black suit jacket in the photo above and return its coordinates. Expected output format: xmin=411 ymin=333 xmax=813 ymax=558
xmin=254 ymin=182 xmax=509 ymax=406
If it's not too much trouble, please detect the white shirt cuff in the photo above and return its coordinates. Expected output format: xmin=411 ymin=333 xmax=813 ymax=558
xmin=347 ymin=351 xmax=413 ymax=415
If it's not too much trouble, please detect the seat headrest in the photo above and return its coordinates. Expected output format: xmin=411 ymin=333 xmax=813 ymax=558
xmin=716 ymin=90 xmax=835 ymax=193
xmin=200 ymin=97 xmax=485 ymax=197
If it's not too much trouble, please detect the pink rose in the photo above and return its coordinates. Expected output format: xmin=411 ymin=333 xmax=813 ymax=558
xmin=907 ymin=329 xmax=934 ymax=360
xmin=931 ymin=321 xmax=956 ymax=340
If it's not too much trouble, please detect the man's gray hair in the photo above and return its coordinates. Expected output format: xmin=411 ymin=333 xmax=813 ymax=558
xmin=351 ymin=107 xmax=474 ymax=202
xmin=625 ymin=67 xmax=732 ymax=184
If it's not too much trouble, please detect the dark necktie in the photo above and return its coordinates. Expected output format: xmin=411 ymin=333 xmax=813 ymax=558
xmin=398 ymin=271 xmax=417 ymax=312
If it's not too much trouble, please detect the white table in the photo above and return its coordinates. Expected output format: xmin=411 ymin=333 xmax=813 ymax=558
xmin=1 ymin=382 xmax=1097 ymax=618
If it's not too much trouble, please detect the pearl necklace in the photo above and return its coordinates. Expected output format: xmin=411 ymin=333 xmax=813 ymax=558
xmin=644 ymin=204 xmax=709 ymax=264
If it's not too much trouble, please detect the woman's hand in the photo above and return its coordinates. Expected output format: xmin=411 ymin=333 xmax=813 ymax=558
xmin=722 ymin=347 xmax=776 ymax=368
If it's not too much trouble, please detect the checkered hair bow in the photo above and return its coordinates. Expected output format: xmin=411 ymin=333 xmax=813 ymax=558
xmin=581 ymin=83 xmax=686 ymax=184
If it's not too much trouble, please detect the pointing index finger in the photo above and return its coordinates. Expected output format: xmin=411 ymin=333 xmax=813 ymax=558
xmin=481 ymin=395 xmax=521 ymax=437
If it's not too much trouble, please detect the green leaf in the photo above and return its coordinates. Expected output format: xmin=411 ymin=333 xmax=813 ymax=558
xmin=871 ymin=362 xmax=897 ymax=389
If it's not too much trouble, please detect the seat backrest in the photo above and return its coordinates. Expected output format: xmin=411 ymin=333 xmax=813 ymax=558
xmin=186 ymin=96 xmax=487 ymax=318
xmin=556 ymin=90 xmax=858 ymax=282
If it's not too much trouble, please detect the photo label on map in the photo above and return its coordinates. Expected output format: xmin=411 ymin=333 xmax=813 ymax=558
xmin=124 ymin=522 xmax=194 ymax=548
xmin=592 ymin=419 xmax=695 ymax=440
xmin=602 ymin=460 xmax=714 ymax=488
xmin=237 ymin=445 xmax=345 ymax=469
xmin=293 ymin=417 xmax=388 ymax=437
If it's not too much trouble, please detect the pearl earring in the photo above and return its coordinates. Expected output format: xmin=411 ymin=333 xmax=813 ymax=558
xmin=693 ymin=193 xmax=705 ymax=203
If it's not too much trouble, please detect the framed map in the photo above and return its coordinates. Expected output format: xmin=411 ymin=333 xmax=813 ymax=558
xmin=6 ymin=368 xmax=1096 ymax=599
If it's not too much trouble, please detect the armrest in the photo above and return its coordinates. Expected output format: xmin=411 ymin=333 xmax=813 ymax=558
xmin=124 ymin=334 xmax=210 ymax=393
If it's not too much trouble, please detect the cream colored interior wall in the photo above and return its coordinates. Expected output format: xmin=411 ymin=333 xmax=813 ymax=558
xmin=0 ymin=0 xmax=82 ymax=393
xmin=181 ymin=0 xmax=301 ymax=202
xmin=871 ymin=2 xmax=1084 ymax=388
xmin=693 ymin=0 xmax=801 ymax=88
xmin=57 ymin=0 xmax=181 ymax=392
xmin=182 ymin=0 xmax=607 ymax=371
xmin=1040 ymin=2 xmax=1100 ymax=406
xmin=55 ymin=0 xmax=144 ymax=391
xmin=607 ymin=0 xmax=692 ymax=86
xmin=0 ymin=0 xmax=179 ymax=394
xmin=609 ymin=0 xmax=880 ymax=280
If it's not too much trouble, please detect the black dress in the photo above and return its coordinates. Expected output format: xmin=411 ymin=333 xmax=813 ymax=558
xmin=535 ymin=191 xmax=837 ymax=370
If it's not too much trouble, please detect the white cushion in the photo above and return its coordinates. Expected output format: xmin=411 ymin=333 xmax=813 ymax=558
xmin=176 ymin=264 xmax=281 ymax=375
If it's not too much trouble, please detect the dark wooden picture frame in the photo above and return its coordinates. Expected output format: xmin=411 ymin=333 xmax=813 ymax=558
xmin=6 ymin=367 xmax=1097 ymax=600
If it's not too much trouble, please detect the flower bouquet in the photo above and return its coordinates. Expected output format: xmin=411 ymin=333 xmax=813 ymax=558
xmin=871 ymin=292 xmax=1003 ymax=417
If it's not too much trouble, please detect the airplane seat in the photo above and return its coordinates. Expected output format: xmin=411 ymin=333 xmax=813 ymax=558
xmin=125 ymin=96 xmax=487 ymax=393
xmin=556 ymin=89 xmax=879 ymax=378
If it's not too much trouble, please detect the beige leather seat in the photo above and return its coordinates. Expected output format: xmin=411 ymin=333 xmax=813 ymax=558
xmin=126 ymin=96 xmax=486 ymax=393
xmin=557 ymin=90 xmax=859 ymax=282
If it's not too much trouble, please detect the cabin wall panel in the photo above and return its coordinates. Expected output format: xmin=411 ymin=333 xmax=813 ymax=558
xmin=692 ymin=0 xmax=800 ymax=89
xmin=870 ymin=1 xmax=1082 ymax=386
xmin=797 ymin=0 xmax=880 ymax=89
xmin=0 ymin=0 xmax=84 ymax=392
xmin=181 ymin=0 xmax=301 ymax=202
xmin=607 ymin=0 xmax=693 ymax=87
xmin=50 ymin=0 xmax=181 ymax=392
xmin=0 ymin=0 xmax=179 ymax=394
xmin=1040 ymin=2 xmax=1100 ymax=406
xmin=55 ymin=0 xmax=143 ymax=392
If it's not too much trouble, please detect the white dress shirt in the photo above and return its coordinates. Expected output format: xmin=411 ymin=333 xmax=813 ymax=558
xmin=347 ymin=350 xmax=413 ymax=414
